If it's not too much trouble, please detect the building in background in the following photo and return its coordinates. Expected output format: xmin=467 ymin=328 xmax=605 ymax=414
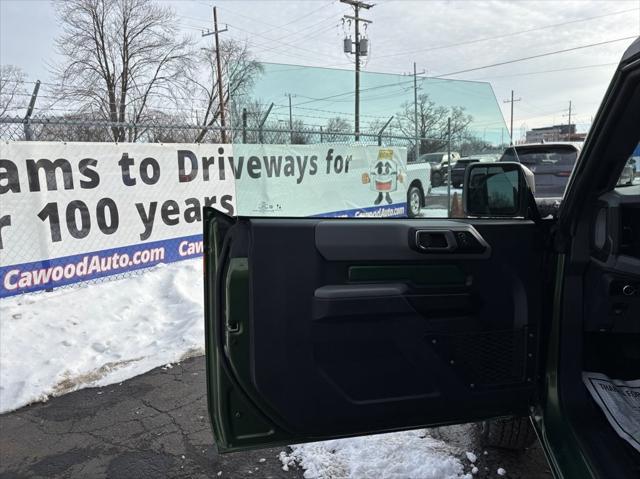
xmin=525 ymin=124 xmax=586 ymax=143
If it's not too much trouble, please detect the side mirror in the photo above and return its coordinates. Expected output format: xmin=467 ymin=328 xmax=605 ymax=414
xmin=463 ymin=162 xmax=535 ymax=217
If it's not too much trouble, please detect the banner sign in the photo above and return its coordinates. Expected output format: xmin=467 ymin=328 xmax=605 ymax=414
xmin=0 ymin=142 xmax=407 ymax=297
xmin=234 ymin=144 xmax=407 ymax=217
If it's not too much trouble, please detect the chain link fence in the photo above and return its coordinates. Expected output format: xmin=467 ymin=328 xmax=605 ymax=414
xmin=0 ymin=115 xmax=422 ymax=149
xmin=0 ymin=114 xmax=507 ymax=168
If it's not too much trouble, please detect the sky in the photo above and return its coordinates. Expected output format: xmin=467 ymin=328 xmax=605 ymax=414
xmin=1 ymin=0 xmax=639 ymax=139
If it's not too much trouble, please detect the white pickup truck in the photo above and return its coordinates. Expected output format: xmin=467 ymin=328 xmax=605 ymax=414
xmin=404 ymin=159 xmax=432 ymax=218
xmin=404 ymin=152 xmax=461 ymax=217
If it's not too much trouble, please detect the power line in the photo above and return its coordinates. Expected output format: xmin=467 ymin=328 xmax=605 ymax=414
xmin=230 ymin=15 xmax=339 ymax=53
xmin=247 ymin=22 xmax=340 ymax=56
xmin=289 ymin=36 xmax=634 ymax=107
xmin=219 ymin=10 xmax=340 ymax=54
xmin=217 ymin=4 xmax=337 ymax=39
xmin=467 ymin=62 xmax=618 ymax=81
xmin=177 ymin=12 xmax=340 ymax=59
xmin=227 ymin=22 xmax=336 ymax=58
xmin=432 ymin=35 xmax=637 ymax=78
xmin=373 ymin=8 xmax=639 ymax=59
xmin=178 ymin=12 xmax=313 ymax=38
xmin=272 ymin=103 xmax=385 ymax=118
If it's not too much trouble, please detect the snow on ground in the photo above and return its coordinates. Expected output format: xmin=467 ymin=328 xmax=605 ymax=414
xmin=279 ymin=429 xmax=472 ymax=479
xmin=0 ymin=259 xmax=204 ymax=413
xmin=430 ymin=186 xmax=463 ymax=196
xmin=419 ymin=208 xmax=449 ymax=218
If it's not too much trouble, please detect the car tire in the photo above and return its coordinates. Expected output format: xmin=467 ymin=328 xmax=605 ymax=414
xmin=407 ymin=186 xmax=423 ymax=218
xmin=431 ymin=171 xmax=443 ymax=187
xmin=479 ymin=417 xmax=538 ymax=450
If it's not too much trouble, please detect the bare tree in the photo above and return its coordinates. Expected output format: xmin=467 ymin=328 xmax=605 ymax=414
xmin=0 ymin=65 xmax=27 ymax=117
xmin=290 ymin=119 xmax=311 ymax=145
xmin=395 ymin=93 xmax=473 ymax=156
xmin=324 ymin=116 xmax=352 ymax=142
xmin=457 ymin=135 xmax=500 ymax=156
xmin=140 ymin=110 xmax=194 ymax=143
xmin=52 ymin=0 xmax=193 ymax=141
xmin=36 ymin=112 xmax=114 ymax=142
xmin=192 ymin=39 xmax=263 ymax=143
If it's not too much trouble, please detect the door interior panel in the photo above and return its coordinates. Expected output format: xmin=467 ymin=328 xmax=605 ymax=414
xmin=584 ymin=189 xmax=640 ymax=377
xmin=208 ymin=215 xmax=544 ymax=449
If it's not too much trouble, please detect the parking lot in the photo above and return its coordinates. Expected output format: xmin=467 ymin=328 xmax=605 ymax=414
xmin=0 ymin=355 xmax=552 ymax=479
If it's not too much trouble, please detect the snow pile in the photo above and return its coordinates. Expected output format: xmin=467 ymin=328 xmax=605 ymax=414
xmin=0 ymin=260 xmax=204 ymax=413
xmin=279 ymin=429 xmax=471 ymax=479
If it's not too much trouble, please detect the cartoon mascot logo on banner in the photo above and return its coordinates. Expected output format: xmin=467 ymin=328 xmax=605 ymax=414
xmin=361 ymin=148 xmax=404 ymax=205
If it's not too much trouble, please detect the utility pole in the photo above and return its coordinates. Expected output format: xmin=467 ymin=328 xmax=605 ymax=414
xmin=285 ymin=93 xmax=295 ymax=143
xmin=413 ymin=62 xmax=419 ymax=158
xmin=202 ymin=7 xmax=228 ymax=142
xmin=411 ymin=63 xmax=426 ymax=159
xmin=562 ymin=101 xmax=574 ymax=140
xmin=341 ymin=0 xmax=373 ymax=142
xmin=503 ymin=90 xmax=521 ymax=145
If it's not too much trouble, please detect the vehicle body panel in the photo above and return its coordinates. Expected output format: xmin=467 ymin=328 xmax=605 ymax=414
xmin=405 ymin=161 xmax=432 ymax=203
xmin=204 ymin=214 xmax=545 ymax=452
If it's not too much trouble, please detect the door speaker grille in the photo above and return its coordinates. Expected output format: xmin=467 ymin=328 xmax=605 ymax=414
xmin=426 ymin=328 xmax=528 ymax=387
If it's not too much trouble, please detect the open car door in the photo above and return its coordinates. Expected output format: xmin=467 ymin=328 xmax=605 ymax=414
xmin=204 ymin=208 xmax=548 ymax=452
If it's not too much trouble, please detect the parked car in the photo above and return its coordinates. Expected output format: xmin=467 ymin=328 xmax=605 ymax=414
xmin=417 ymin=151 xmax=461 ymax=187
xmin=450 ymin=157 xmax=478 ymax=188
xmin=498 ymin=142 xmax=582 ymax=198
xmin=450 ymin=157 xmax=481 ymax=188
xmin=203 ymin=37 xmax=640 ymax=478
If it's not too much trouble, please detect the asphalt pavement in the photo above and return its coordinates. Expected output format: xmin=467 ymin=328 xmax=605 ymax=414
xmin=0 ymin=357 xmax=302 ymax=479
xmin=0 ymin=356 xmax=551 ymax=479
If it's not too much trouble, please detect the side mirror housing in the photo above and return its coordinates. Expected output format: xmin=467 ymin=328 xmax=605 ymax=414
xmin=463 ymin=162 xmax=535 ymax=217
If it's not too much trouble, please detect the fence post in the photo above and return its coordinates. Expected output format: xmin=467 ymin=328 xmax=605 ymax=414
xmin=258 ymin=102 xmax=274 ymax=143
xmin=377 ymin=116 xmax=394 ymax=146
xmin=447 ymin=117 xmax=452 ymax=217
xmin=242 ymin=108 xmax=247 ymax=144
xmin=23 ymin=80 xmax=40 ymax=141
xmin=320 ymin=126 xmax=323 ymax=143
